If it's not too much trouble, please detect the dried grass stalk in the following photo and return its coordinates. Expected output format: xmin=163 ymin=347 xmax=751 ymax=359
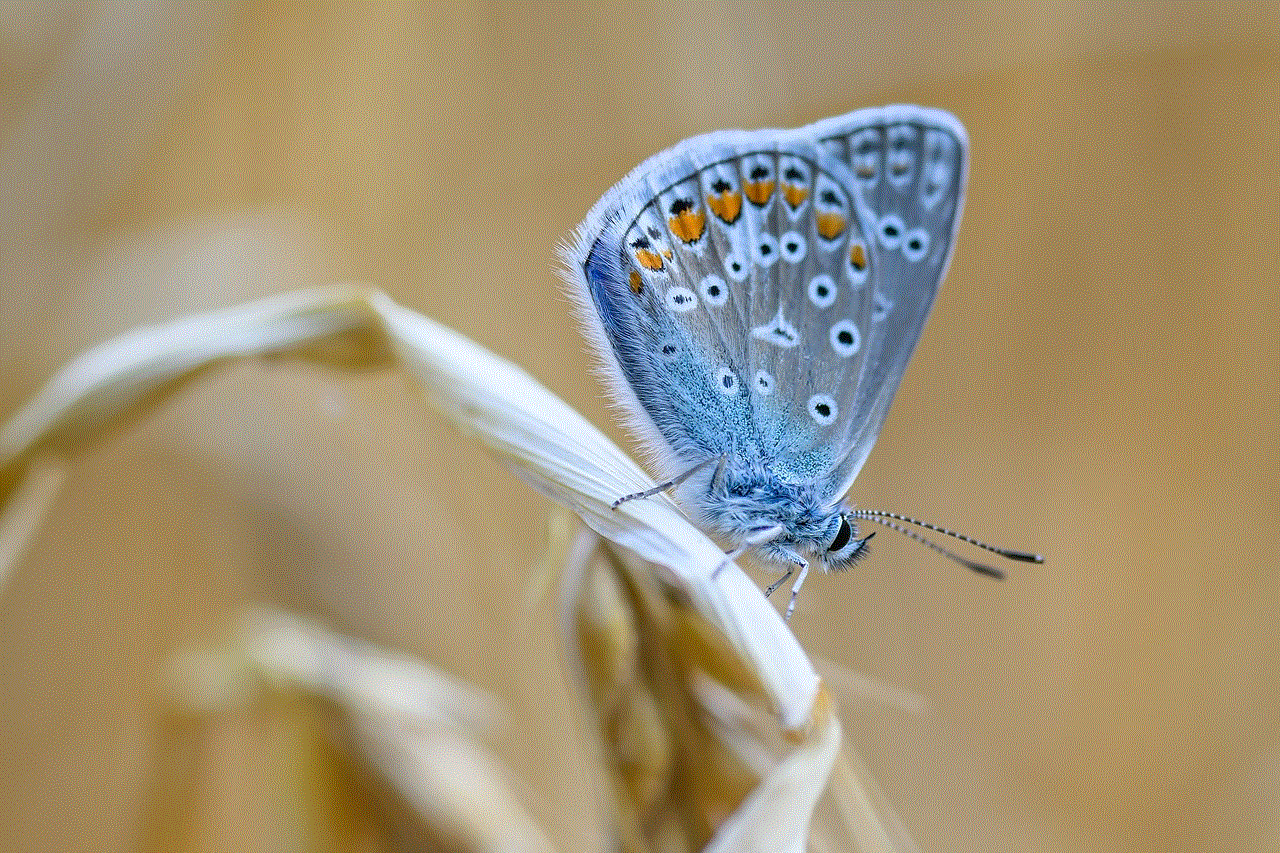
xmin=155 ymin=608 xmax=556 ymax=853
xmin=563 ymin=532 xmax=843 ymax=853
xmin=2 ymin=287 xmax=903 ymax=851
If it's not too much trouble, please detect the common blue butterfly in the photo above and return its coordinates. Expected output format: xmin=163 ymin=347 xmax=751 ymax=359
xmin=564 ymin=106 xmax=1040 ymax=618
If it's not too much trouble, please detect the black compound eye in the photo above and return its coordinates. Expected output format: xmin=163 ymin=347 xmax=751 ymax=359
xmin=828 ymin=515 xmax=852 ymax=552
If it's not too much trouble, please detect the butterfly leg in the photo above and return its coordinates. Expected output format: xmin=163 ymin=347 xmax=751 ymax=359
xmin=764 ymin=568 xmax=793 ymax=597
xmin=784 ymin=561 xmax=811 ymax=621
xmin=716 ymin=530 xmax=811 ymax=620
xmin=611 ymin=457 xmax=717 ymax=509
xmin=761 ymin=549 xmax=809 ymax=620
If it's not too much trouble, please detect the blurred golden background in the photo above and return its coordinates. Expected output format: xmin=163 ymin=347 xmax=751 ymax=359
xmin=1 ymin=2 xmax=1277 ymax=851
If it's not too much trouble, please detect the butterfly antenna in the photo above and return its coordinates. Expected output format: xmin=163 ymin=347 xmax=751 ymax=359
xmin=851 ymin=510 xmax=1043 ymax=562
xmin=849 ymin=510 xmax=1043 ymax=579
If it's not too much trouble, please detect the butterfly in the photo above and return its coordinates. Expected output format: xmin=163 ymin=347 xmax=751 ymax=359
xmin=563 ymin=105 xmax=1039 ymax=618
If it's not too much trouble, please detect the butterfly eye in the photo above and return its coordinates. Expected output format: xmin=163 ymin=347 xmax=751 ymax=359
xmin=827 ymin=515 xmax=852 ymax=553
xmin=826 ymin=515 xmax=874 ymax=564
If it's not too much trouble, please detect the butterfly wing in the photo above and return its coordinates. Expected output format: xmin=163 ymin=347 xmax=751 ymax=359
xmin=563 ymin=106 xmax=966 ymax=507
xmin=563 ymin=127 xmax=881 ymax=486
xmin=809 ymin=106 xmax=969 ymax=497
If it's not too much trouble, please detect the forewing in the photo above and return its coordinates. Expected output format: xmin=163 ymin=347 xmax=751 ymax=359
xmin=810 ymin=106 xmax=969 ymax=496
xmin=564 ymin=129 xmax=882 ymax=484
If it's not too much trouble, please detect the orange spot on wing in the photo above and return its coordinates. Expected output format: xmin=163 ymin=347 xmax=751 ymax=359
xmin=661 ymin=249 xmax=673 ymax=260
xmin=816 ymin=212 xmax=846 ymax=241
xmin=668 ymin=209 xmax=706 ymax=244
xmin=706 ymin=190 xmax=742 ymax=224
xmin=744 ymin=180 xmax=775 ymax=206
xmin=782 ymin=184 xmax=809 ymax=209
xmin=855 ymin=164 xmax=876 ymax=179
xmin=635 ymin=248 xmax=665 ymax=271
xmin=849 ymin=242 xmax=867 ymax=271
xmin=628 ymin=269 xmax=644 ymax=294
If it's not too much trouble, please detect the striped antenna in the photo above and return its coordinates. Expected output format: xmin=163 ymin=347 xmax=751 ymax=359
xmin=849 ymin=509 xmax=1043 ymax=579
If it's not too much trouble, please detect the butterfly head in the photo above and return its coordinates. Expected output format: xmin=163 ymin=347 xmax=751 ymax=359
xmin=700 ymin=469 xmax=871 ymax=571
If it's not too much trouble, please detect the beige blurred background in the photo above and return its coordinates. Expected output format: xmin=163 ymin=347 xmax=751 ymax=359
xmin=1 ymin=2 xmax=1277 ymax=851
